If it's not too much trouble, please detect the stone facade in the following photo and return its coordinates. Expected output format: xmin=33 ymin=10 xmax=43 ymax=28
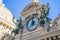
xmin=0 ymin=0 xmax=15 ymax=40
xmin=20 ymin=0 xmax=60 ymax=40
xmin=21 ymin=13 xmax=60 ymax=40
xmin=4 ymin=0 xmax=60 ymax=40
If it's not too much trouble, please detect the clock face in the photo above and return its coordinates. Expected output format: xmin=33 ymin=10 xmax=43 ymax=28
xmin=26 ymin=14 xmax=39 ymax=31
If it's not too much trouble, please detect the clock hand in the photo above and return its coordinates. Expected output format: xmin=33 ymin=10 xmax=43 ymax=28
xmin=31 ymin=19 xmax=35 ymax=26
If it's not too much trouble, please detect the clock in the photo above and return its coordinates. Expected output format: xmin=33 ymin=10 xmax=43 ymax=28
xmin=26 ymin=14 xmax=39 ymax=31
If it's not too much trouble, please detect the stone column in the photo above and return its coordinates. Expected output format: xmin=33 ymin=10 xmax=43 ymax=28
xmin=51 ymin=37 xmax=54 ymax=40
xmin=44 ymin=38 xmax=47 ymax=40
xmin=58 ymin=35 xmax=60 ymax=40
xmin=53 ymin=36 xmax=56 ymax=40
xmin=49 ymin=37 xmax=51 ymax=40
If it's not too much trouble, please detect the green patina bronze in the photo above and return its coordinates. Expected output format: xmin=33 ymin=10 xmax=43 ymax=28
xmin=11 ymin=17 xmax=23 ymax=35
xmin=40 ymin=3 xmax=51 ymax=26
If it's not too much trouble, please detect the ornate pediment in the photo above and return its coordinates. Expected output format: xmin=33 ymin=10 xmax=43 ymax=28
xmin=21 ymin=2 xmax=42 ymax=16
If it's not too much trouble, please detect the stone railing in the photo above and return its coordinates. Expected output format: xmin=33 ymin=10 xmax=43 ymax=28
xmin=22 ymin=25 xmax=60 ymax=40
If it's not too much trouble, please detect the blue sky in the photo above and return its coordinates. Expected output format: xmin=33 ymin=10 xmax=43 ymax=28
xmin=3 ymin=0 xmax=60 ymax=21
